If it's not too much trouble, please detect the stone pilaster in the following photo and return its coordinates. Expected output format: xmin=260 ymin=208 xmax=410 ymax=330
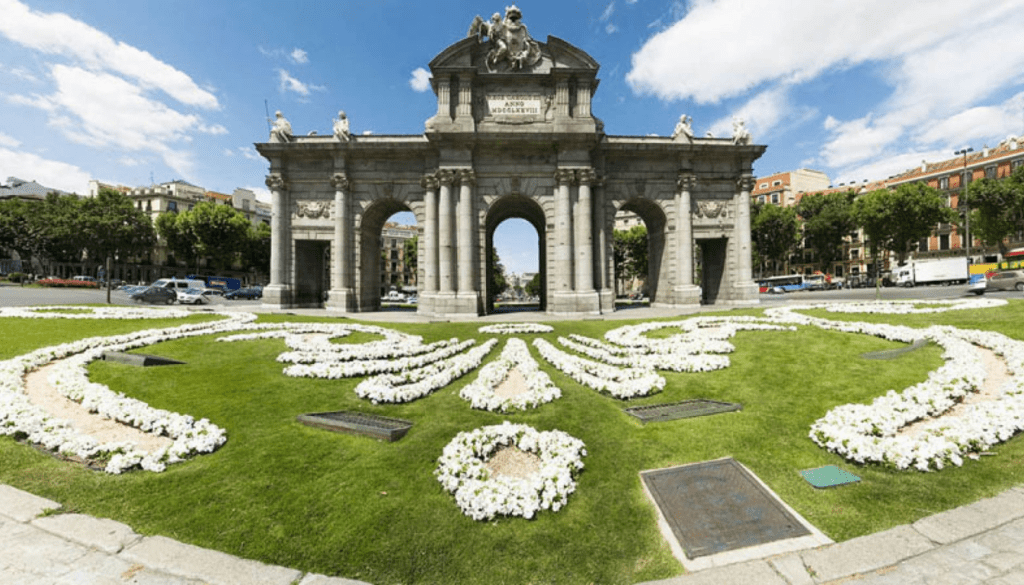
xmin=421 ymin=174 xmax=439 ymax=295
xmin=674 ymin=173 xmax=701 ymax=306
xmin=575 ymin=81 xmax=591 ymax=118
xmin=326 ymin=172 xmax=354 ymax=311
xmin=264 ymin=172 xmax=290 ymax=308
xmin=575 ymin=168 xmax=595 ymax=293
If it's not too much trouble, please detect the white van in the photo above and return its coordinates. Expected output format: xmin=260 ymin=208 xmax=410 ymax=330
xmin=151 ymin=278 xmax=206 ymax=292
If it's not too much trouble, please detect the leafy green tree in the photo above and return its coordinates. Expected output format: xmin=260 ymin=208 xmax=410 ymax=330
xmin=490 ymin=247 xmax=508 ymax=296
xmin=795 ymin=190 xmax=856 ymax=273
xmin=155 ymin=211 xmax=194 ymax=268
xmin=524 ymin=273 xmax=541 ymax=297
xmin=157 ymin=201 xmax=251 ymax=272
xmin=404 ymin=235 xmax=418 ymax=274
xmin=241 ymin=222 xmax=271 ymax=277
xmin=963 ymin=165 xmax=1024 ymax=256
xmin=79 ymin=188 xmax=156 ymax=269
xmin=751 ymin=201 xmax=800 ymax=276
xmin=613 ymin=225 xmax=648 ymax=284
xmin=853 ymin=183 xmax=957 ymax=264
xmin=37 ymin=193 xmax=88 ymax=266
xmin=0 ymin=198 xmax=49 ymax=265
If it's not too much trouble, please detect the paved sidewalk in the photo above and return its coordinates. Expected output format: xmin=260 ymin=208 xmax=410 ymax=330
xmin=4 ymin=482 xmax=1024 ymax=584
xmin=640 ymin=485 xmax=1024 ymax=585
xmin=0 ymin=484 xmax=369 ymax=585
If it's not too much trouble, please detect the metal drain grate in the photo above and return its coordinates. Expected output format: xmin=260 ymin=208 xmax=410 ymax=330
xmin=101 ymin=351 xmax=185 ymax=367
xmin=296 ymin=411 xmax=413 ymax=442
xmin=625 ymin=399 xmax=742 ymax=423
xmin=642 ymin=458 xmax=812 ymax=559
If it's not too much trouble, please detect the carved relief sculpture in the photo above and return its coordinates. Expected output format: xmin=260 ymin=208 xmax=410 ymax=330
xmin=695 ymin=200 xmax=729 ymax=219
xmin=295 ymin=200 xmax=333 ymax=219
xmin=672 ymin=114 xmax=693 ymax=142
xmin=468 ymin=5 xmax=541 ymax=71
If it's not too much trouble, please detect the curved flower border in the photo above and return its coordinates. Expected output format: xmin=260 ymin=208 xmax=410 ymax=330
xmin=459 ymin=338 xmax=560 ymax=412
xmin=435 ymin=421 xmax=586 ymax=520
xmin=478 ymin=323 xmax=554 ymax=334
xmin=0 ymin=305 xmax=192 ymax=319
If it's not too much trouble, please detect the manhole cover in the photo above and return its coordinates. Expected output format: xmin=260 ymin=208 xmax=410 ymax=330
xmin=625 ymin=399 xmax=741 ymax=423
xmin=296 ymin=411 xmax=412 ymax=442
xmin=101 ymin=351 xmax=185 ymax=367
xmin=800 ymin=465 xmax=861 ymax=489
xmin=641 ymin=458 xmax=811 ymax=559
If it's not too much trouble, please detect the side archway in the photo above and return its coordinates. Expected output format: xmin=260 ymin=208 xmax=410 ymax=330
xmin=484 ymin=194 xmax=547 ymax=314
xmin=357 ymin=199 xmax=417 ymax=310
xmin=615 ymin=199 xmax=668 ymax=304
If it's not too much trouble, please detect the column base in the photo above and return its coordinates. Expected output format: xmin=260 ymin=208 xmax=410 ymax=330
xmin=723 ymin=281 xmax=760 ymax=306
xmin=418 ymin=291 xmax=480 ymax=318
xmin=548 ymin=291 xmax=602 ymax=315
xmin=598 ymin=288 xmax=616 ymax=313
xmin=260 ymin=284 xmax=291 ymax=309
xmin=672 ymin=284 xmax=703 ymax=307
xmin=324 ymin=288 xmax=355 ymax=312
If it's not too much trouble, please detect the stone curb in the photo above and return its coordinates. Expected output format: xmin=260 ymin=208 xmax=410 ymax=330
xmin=32 ymin=513 xmax=142 ymax=555
xmin=118 ymin=535 xmax=303 ymax=585
xmin=0 ymin=483 xmax=61 ymax=522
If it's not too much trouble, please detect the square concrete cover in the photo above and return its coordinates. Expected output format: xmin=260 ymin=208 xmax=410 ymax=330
xmin=641 ymin=458 xmax=811 ymax=559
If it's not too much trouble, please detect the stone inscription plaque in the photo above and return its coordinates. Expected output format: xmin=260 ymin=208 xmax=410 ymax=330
xmin=486 ymin=94 xmax=546 ymax=123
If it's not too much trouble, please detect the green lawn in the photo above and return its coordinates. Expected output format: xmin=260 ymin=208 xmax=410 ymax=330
xmin=2 ymin=303 xmax=1024 ymax=584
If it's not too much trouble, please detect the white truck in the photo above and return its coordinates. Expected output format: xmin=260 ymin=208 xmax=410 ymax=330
xmin=893 ymin=257 xmax=968 ymax=287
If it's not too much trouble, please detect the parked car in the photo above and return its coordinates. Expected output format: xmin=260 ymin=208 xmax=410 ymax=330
xmin=129 ymin=286 xmax=177 ymax=304
xmin=175 ymin=288 xmax=208 ymax=305
xmin=986 ymin=270 xmax=1024 ymax=292
xmin=224 ymin=287 xmax=263 ymax=300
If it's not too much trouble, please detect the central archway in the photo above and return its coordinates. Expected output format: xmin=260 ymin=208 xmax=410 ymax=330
xmin=615 ymin=199 xmax=667 ymax=304
xmin=484 ymin=195 xmax=547 ymax=314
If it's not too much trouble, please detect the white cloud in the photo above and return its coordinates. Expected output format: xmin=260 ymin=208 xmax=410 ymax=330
xmin=600 ymin=2 xmax=615 ymax=21
xmin=605 ymin=23 xmax=618 ymax=34
xmin=0 ymin=131 xmax=21 ymax=148
xmin=246 ymin=184 xmax=271 ymax=203
xmin=290 ymin=48 xmax=309 ymax=64
xmin=709 ymin=86 xmax=796 ymax=140
xmin=409 ymin=67 xmax=431 ymax=92
xmin=277 ymin=68 xmax=323 ymax=97
xmin=0 ymin=146 xmax=93 ymax=194
xmin=239 ymin=146 xmax=261 ymax=160
xmin=0 ymin=0 xmax=219 ymax=109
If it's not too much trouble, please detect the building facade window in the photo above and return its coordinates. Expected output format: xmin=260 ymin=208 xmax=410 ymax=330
xmin=986 ymin=165 xmax=997 ymax=179
xmin=938 ymin=176 xmax=949 ymax=189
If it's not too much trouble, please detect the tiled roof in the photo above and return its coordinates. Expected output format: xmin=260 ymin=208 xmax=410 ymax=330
xmin=0 ymin=176 xmax=69 ymax=200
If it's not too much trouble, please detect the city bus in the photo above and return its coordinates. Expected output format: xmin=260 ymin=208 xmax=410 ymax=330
xmin=757 ymin=274 xmax=808 ymax=293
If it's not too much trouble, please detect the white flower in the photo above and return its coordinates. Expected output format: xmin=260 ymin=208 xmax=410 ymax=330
xmin=435 ymin=422 xmax=586 ymax=520
xmin=460 ymin=338 xmax=561 ymax=412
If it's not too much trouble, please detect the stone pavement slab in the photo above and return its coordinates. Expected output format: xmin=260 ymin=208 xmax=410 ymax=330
xmin=640 ymin=558 xmax=788 ymax=585
xmin=0 ymin=483 xmax=61 ymax=522
xmin=912 ymin=487 xmax=1024 ymax=545
xmin=119 ymin=535 xmax=303 ymax=585
xmin=32 ymin=512 xmax=141 ymax=554
xmin=800 ymin=524 xmax=935 ymax=582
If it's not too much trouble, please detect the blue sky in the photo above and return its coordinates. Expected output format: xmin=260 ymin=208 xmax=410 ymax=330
xmin=3 ymin=0 xmax=1024 ymax=274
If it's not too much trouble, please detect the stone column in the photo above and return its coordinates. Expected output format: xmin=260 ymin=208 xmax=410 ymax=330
xmin=674 ymin=173 xmax=701 ymax=306
xmin=437 ymin=170 xmax=456 ymax=295
xmin=575 ymin=81 xmax=591 ymax=118
xmin=575 ymin=168 xmax=595 ymax=292
xmin=421 ymin=174 xmax=439 ymax=295
xmin=554 ymin=169 xmax=575 ymax=297
xmin=555 ymin=79 xmax=570 ymax=118
xmin=732 ymin=174 xmax=759 ymax=304
xmin=265 ymin=172 xmax=289 ymax=307
xmin=457 ymin=169 xmax=477 ymax=303
xmin=327 ymin=172 xmax=352 ymax=310
xmin=455 ymin=76 xmax=473 ymax=130
xmin=594 ymin=178 xmax=614 ymax=312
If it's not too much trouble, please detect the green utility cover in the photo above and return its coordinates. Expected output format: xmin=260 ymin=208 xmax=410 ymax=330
xmin=800 ymin=465 xmax=861 ymax=489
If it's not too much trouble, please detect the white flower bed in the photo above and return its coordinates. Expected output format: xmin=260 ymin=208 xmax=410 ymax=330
xmin=0 ymin=305 xmax=192 ymax=319
xmin=435 ymin=421 xmax=586 ymax=520
xmin=817 ymin=298 xmax=1007 ymax=314
xmin=354 ymin=339 xmax=499 ymax=404
xmin=460 ymin=338 xmax=560 ymax=412
xmin=533 ymin=338 xmax=665 ymax=399
xmin=478 ymin=323 xmax=554 ymax=335
xmin=0 ymin=309 xmax=258 ymax=473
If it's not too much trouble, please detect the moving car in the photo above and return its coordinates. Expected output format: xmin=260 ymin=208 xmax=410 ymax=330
xmin=224 ymin=287 xmax=263 ymax=300
xmin=175 ymin=288 xmax=208 ymax=305
xmin=968 ymin=274 xmax=987 ymax=295
xmin=986 ymin=270 xmax=1024 ymax=292
xmin=129 ymin=286 xmax=177 ymax=304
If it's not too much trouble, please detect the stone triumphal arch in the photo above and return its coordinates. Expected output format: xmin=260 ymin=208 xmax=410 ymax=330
xmin=256 ymin=7 xmax=765 ymax=317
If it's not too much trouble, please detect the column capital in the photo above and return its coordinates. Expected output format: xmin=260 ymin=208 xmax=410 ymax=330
xmin=457 ymin=168 xmax=476 ymax=186
xmin=737 ymin=174 xmax=756 ymax=192
xmin=265 ymin=173 xmax=287 ymax=192
xmin=330 ymin=172 xmax=350 ymax=191
xmin=437 ymin=169 xmax=456 ymax=186
xmin=677 ymin=173 xmax=697 ymax=192
xmin=420 ymin=174 xmax=439 ymax=191
xmin=577 ymin=168 xmax=598 ymax=186
xmin=554 ymin=168 xmax=577 ymax=185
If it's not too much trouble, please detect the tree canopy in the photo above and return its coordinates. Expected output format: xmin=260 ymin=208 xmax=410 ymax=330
xmin=156 ymin=201 xmax=252 ymax=272
xmin=613 ymin=225 xmax=648 ymax=284
xmin=795 ymin=190 xmax=857 ymax=272
xmin=963 ymin=165 xmax=1024 ymax=255
xmin=852 ymin=183 xmax=957 ymax=263
xmin=751 ymin=201 xmax=800 ymax=276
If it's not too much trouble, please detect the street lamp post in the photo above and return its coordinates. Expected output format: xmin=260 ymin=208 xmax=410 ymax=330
xmin=955 ymin=147 xmax=974 ymax=261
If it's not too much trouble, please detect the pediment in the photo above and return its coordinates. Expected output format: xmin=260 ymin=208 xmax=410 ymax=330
xmin=429 ymin=35 xmax=599 ymax=77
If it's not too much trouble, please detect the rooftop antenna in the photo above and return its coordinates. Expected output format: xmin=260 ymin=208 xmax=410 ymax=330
xmin=264 ymin=99 xmax=272 ymax=134
xmin=149 ymin=171 xmax=155 ymax=186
